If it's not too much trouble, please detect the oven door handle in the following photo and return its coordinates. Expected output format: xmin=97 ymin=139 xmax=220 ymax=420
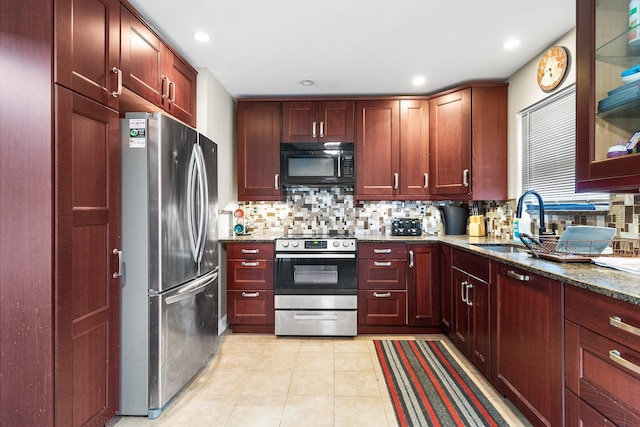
xmin=293 ymin=313 xmax=339 ymax=321
xmin=275 ymin=253 xmax=356 ymax=259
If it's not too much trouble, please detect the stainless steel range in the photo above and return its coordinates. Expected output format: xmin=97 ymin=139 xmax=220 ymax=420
xmin=274 ymin=235 xmax=357 ymax=336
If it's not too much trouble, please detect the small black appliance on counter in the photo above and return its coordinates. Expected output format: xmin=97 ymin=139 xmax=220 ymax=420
xmin=391 ymin=218 xmax=422 ymax=236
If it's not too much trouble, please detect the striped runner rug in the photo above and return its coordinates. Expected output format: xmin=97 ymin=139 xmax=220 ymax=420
xmin=375 ymin=340 xmax=510 ymax=427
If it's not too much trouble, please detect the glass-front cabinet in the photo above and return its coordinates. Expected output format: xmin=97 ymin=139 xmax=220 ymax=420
xmin=577 ymin=0 xmax=640 ymax=192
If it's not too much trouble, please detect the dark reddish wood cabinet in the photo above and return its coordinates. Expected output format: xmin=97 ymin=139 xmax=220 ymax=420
xmin=53 ymin=1 xmax=122 ymax=425
xmin=450 ymin=249 xmax=490 ymax=377
xmin=54 ymin=86 xmax=121 ymax=427
xmin=439 ymin=245 xmax=453 ymax=335
xmin=358 ymin=242 xmax=408 ymax=325
xmin=282 ymin=100 xmax=354 ymax=142
xmin=576 ymin=0 xmax=640 ymax=192
xmin=237 ymin=101 xmax=283 ymax=201
xmin=55 ymin=0 xmax=121 ymax=110
xmin=493 ymin=263 xmax=563 ymax=427
xmin=226 ymin=243 xmax=275 ymax=332
xmin=565 ymin=285 xmax=640 ymax=426
xmin=2 ymin=1 xmax=55 ymax=424
xmin=356 ymin=99 xmax=430 ymax=200
xmin=429 ymin=84 xmax=507 ymax=200
xmin=355 ymin=100 xmax=399 ymax=199
xmin=120 ymin=4 xmax=197 ymax=126
xmin=406 ymin=244 xmax=440 ymax=326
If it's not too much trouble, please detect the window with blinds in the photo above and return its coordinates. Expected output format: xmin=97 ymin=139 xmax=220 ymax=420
xmin=520 ymin=84 xmax=609 ymax=205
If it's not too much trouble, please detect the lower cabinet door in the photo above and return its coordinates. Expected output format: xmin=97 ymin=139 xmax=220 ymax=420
xmin=358 ymin=290 xmax=407 ymax=325
xmin=227 ymin=290 xmax=274 ymax=325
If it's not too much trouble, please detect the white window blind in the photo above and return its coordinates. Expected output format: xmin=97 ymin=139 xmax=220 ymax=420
xmin=520 ymin=84 xmax=608 ymax=204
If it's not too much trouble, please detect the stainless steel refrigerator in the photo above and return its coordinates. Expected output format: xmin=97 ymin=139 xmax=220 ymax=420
xmin=119 ymin=112 xmax=219 ymax=418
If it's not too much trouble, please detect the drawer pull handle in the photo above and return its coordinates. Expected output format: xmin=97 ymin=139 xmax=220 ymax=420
xmin=373 ymin=248 xmax=392 ymax=254
xmin=241 ymin=292 xmax=260 ymax=298
xmin=507 ymin=270 xmax=530 ymax=281
xmin=373 ymin=292 xmax=392 ymax=298
xmin=609 ymin=350 xmax=640 ymax=375
xmin=373 ymin=261 xmax=392 ymax=267
xmin=610 ymin=316 xmax=640 ymax=337
xmin=241 ymin=249 xmax=259 ymax=254
xmin=241 ymin=261 xmax=259 ymax=267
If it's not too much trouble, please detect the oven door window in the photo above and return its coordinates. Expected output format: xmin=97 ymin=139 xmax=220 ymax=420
xmin=294 ymin=265 xmax=338 ymax=284
xmin=275 ymin=256 xmax=357 ymax=295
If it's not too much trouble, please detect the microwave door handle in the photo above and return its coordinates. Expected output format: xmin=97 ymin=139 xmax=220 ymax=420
xmin=337 ymin=156 xmax=341 ymax=178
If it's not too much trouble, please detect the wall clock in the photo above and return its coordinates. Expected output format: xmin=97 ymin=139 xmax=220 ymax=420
xmin=536 ymin=46 xmax=569 ymax=92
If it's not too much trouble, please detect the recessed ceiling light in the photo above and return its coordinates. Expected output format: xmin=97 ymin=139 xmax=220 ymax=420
xmin=193 ymin=31 xmax=210 ymax=43
xmin=412 ymin=76 xmax=426 ymax=86
xmin=300 ymin=79 xmax=315 ymax=86
xmin=503 ymin=38 xmax=521 ymax=50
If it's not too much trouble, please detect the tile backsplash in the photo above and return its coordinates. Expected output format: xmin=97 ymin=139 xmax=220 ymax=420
xmin=232 ymin=188 xmax=640 ymax=239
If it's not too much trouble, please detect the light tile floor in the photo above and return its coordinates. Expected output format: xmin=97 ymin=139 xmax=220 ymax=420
xmin=110 ymin=333 xmax=530 ymax=427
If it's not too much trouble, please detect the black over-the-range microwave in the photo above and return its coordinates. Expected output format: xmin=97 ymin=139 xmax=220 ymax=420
xmin=280 ymin=142 xmax=355 ymax=187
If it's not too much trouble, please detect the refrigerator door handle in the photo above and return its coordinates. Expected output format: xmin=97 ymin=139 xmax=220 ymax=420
xmin=195 ymin=144 xmax=209 ymax=264
xmin=186 ymin=145 xmax=198 ymax=262
xmin=187 ymin=145 xmax=206 ymax=264
xmin=165 ymin=269 xmax=218 ymax=305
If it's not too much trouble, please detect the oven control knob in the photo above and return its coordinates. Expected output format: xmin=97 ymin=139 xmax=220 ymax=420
xmin=342 ymin=241 xmax=351 ymax=247
xmin=333 ymin=241 xmax=340 ymax=247
xmin=281 ymin=241 xmax=289 ymax=248
xmin=292 ymin=241 xmax=299 ymax=247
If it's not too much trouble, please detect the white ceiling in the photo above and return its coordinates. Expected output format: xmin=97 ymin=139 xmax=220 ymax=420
xmin=126 ymin=0 xmax=576 ymax=98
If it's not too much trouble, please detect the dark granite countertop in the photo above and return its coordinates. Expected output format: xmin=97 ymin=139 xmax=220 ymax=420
xmin=220 ymin=232 xmax=640 ymax=306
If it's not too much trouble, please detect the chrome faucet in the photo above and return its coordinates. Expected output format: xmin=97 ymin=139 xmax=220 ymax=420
xmin=516 ymin=189 xmax=555 ymax=236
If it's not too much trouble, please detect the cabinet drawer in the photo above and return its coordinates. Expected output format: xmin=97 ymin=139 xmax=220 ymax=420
xmin=358 ymin=242 xmax=406 ymax=259
xmin=227 ymin=242 xmax=274 ymax=260
xmin=227 ymin=290 xmax=274 ymax=325
xmin=566 ymin=390 xmax=613 ymax=426
xmin=358 ymin=290 xmax=407 ymax=325
xmin=566 ymin=285 xmax=640 ymax=353
xmin=227 ymin=260 xmax=274 ymax=290
xmin=452 ymin=249 xmax=489 ymax=282
xmin=358 ymin=259 xmax=407 ymax=290
xmin=565 ymin=320 xmax=640 ymax=425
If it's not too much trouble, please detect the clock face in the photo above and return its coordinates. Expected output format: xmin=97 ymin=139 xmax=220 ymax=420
xmin=537 ymin=46 xmax=568 ymax=92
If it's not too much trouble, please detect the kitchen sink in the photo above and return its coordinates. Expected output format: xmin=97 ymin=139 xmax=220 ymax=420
xmin=473 ymin=244 xmax=528 ymax=254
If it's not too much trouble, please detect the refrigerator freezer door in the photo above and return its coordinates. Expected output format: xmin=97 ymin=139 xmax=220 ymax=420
xmin=148 ymin=268 xmax=219 ymax=417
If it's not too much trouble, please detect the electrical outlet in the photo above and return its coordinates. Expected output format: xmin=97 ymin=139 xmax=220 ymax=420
xmin=418 ymin=205 xmax=427 ymax=216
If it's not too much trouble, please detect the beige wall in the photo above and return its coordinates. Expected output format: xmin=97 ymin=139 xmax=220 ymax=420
xmin=196 ymin=68 xmax=237 ymax=211
xmin=506 ymin=27 xmax=577 ymax=199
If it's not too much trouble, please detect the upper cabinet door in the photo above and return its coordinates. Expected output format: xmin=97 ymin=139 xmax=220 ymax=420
xmin=356 ymin=100 xmax=400 ymax=199
xmin=283 ymin=101 xmax=354 ymax=142
xmin=282 ymin=101 xmax=319 ymax=142
xmin=320 ymin=101 xmax=355 ymax=142
xmin=120 ymin=4 xmax=166 ymax=108
xmin=55 ymin=0 xmax=120 ymax=109
xmin=237 ymin=101 xmax=283 ymax=201
xmin=164 ymin=52 xmax=197 ymax=127
xmin=399 ymin=99 xmax=430 ymax=199
xmin=576 ymin=0 xmax=640 ymax=192
xmin=429 ymin=88 xmax=472 ymax=197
